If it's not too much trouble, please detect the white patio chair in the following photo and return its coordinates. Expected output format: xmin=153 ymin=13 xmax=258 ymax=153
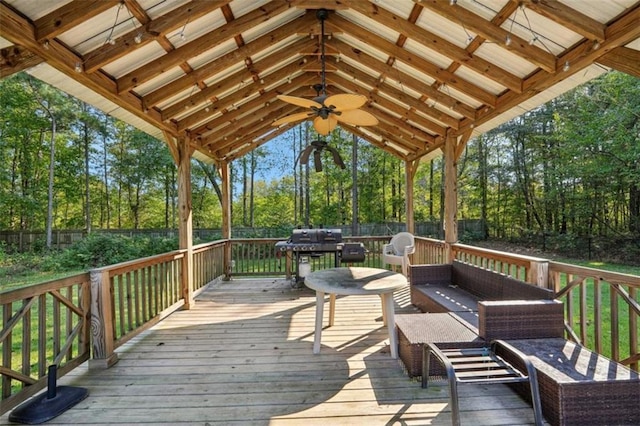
xmin=382 ymin=232 xmax=415 ymax=277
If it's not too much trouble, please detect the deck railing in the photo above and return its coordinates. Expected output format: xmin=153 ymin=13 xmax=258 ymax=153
xmin=2 ymin=236 xmax=639 ymax=415
xmin=412 ymin=237 xmax=447 ymax=264
xmin=193 ymin=240 xmax=226 ymax=291
xmin=549 ymin=261 xmax=639 ymax=371
xmin=88 ymin=251 xmax=186 ymax=369
xmin=1 ymin=273 xmax=91 ymax=414
xmin=230 ymin=236 xmax=390 ymax=276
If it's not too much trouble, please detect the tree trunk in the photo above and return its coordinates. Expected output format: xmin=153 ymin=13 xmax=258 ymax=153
xmin=429 ymin=159 xmax=434 ymax=220
xmin=46 ymin=116 xmax=56 ymax=248
xmin=250 ymin=151 xmax=256 ymax=227
xmin=242 ymin=157 xmax=248 ymax=226
xmin=304 ymin=123 xmax=310 ymax=227
xmin=351 ymin=134 xmax=359 ymax=236
xmin=629 ymin=183 xmax=640 ymax=234
xmin=478 ymin=135 xmax=489 ymax=239
xmin=102 ymin=127 xmax=110 ymax=229
xmin=83 ymin=111 xmax=92 ymax=234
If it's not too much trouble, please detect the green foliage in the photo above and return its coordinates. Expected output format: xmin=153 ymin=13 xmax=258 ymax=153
xmin=54 ymin=234 xmax=138 ymax=269
xmin=52 ymin=233 xmax=178 ymax=270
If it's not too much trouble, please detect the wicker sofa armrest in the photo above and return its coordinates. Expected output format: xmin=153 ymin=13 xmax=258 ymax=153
xmin=478 ymin=300 xmax=564 ymax=341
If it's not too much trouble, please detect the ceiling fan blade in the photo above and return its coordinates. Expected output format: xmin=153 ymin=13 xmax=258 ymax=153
xmin=313 ymin=150 xmax=323 ymax=172
xmin=313 ymin=115 xmax=337 ymax=136
xmin=277 ymin=95 xmax=322 ymax=109
xmin=324 ymin=93 xmax=367 ymax=111
xmin=299 ymin=145 xmax=314 ymax=165
xmin=272 ymin=111 xmax=313 ymax=127
xmin=327 ymin=146 xmax=346 ymax=169
xmin=335 ymin=109 xmax=379 ymax=126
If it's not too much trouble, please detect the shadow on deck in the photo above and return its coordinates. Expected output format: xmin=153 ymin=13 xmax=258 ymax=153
xmin=1 ymin=278 xmax=544 ymax=425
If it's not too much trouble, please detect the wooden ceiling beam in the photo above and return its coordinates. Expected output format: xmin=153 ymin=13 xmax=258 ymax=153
xmin=468 ymin=3 xmax=640 ymax=136
xmin=597 ymin=46 xmax=640 ymax=78
xmin=327 ymin=75 xmax=444 ymax=139
xmin=325 ymin=81 xmax=436 ymax=146
xmin=420 ymin=0 xmax=557 ymax=73
xmin=327 ymin=15 xmax=496 ymax=107
xmin=0 ymin=44 xmax=43 ymax=78
xmin=84 ymin=1 xmax=231 ymax=73
xmin=196 ymin=83 xmax=313 ymax=144
xmin=331 ymin=38 xmax=473 ymax=122
xmin=348 ymin=1 xmax=522 ymax=93
xmin=33 ymin=0 xmax=119 ymax=42
xmin=190 ymin=77 xmax=316 ymax=137
xmin=196 ymin=74 xmax=313 ymax=145
xmin=117 ymin=2 xmax=303 ymax=93
xmin=0 ymin=2 xmax=177 ymax=136
xmin=291 ymin=0 xmax=350 ymax=10
xmin=207 ymin=104 xmax=300 ymax=150
xmin=340 ymin=62 xmax=460 ymax=129
xmin=172 ymin=61 xmax=317 ymax=130
xmin=142 ymin=21 xmax=317 ymax=109
xmin=521 ymin=0 xmax=606 ymax=41
xmin=164 ymin=39 xmax=317 ymax=122
xmin=213 ymin=112 xmax=294 ymax=157
xmin=340 ymin=123 xmax=412 ymax=160
xmin=370 ymin=120 xmax=428 ymax=153
xmin=223 ymin=124 xmax=294 ymax=163
xmin=163 ymin=57 xmax=305 ymax=121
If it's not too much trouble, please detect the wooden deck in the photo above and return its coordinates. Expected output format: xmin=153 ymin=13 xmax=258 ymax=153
xmin=1 ymin=277 xmax=544 ymax=425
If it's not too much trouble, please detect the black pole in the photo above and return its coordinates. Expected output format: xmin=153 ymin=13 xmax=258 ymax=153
xmin=47 ymin=364 xmax=57 ymax=399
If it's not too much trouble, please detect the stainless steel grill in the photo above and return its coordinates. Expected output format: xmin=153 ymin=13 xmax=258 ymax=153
xmin=276 ymin=229 xmax=366 ymax=283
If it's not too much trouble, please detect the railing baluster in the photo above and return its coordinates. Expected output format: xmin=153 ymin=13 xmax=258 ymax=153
xmin=566 ymin=275 xmax=575 ymax=341
xmin=38 ymin=294 xmax=46 ymax=377
xmin=126 ymin=271 xmax=133 ymax=334
xmin=610 ymin=285 xmax=619 ymax=361
xmin=594 ymin=279 xmax=602 ymax=353
xmin=2 ymin=302 xmax=12 ymax=399
xmin=580 ymin=280 xmax=587 ymax=343
xmin=630 ymin=286 xmax=638 ymax=371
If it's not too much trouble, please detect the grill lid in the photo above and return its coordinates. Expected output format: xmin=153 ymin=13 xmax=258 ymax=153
xmin=290 ymin=228 xmax=342 ymax=244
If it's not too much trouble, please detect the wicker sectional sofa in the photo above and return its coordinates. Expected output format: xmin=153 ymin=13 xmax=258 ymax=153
xmin=400 ymin=261 xmax=640 ymax=426
xmin=409 ymin=260 xmax=555 ymax=319
xmin=398 ymin=261 xmax=563 ymax=378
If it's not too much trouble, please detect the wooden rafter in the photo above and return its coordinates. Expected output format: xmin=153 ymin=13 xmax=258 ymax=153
xmin=0 ymin=44 xmax=42 ymax=78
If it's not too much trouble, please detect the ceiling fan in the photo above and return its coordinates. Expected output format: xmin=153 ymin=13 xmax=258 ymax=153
xmin=272 ymin=9 xmax=378 ymax=136
xmin=298 ymin=138 xmax=345 ymax=172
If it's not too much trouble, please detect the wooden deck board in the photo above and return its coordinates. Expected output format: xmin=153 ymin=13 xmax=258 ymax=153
xmin=1 ymin=278 xmax=545 ymax=425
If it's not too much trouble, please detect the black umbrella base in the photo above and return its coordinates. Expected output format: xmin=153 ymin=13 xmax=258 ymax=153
xmin=9 ymin=386 xmax=89 ymax=424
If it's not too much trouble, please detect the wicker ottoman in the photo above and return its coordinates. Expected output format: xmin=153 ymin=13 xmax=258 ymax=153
xmin=504 ymin=338 xmax=640 ymax=426
xmin=395 ymin=313 xmax=485 ymax=378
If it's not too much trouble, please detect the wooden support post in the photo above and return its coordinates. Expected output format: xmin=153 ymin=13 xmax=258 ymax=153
xmin=220 ymin=161 xmax=232 ymax=280
xmin=405 ymin=160 xmax=418 ymax=235
xmin=443 ymin=132 xmax=458 ymax=263
xmin=89 ymin=268 xmax=118 ymax=369
xmin=529 ymin=260 xmax=550 ymax=289
xmin=177 ymin=137 xmax=193 ymax=309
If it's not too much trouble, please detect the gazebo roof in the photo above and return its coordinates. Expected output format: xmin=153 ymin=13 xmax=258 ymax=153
xmin=1 ymin=0 xmax=639 ymax=164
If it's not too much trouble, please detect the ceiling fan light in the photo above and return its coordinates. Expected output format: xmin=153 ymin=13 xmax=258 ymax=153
xmin=273 ymin=8 xmax=378 ymax=133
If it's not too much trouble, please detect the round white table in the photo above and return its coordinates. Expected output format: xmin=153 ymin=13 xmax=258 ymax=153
xmin=304 ymin=267 xmax=407 ymax=358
